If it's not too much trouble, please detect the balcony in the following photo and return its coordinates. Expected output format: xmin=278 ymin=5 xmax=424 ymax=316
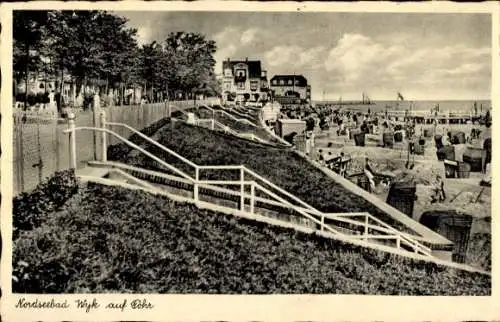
xmin=235 ymin=75 xmax=247 ymax=82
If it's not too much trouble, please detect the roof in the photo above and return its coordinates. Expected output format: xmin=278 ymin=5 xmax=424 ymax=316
xmin=270 ymin=75 xmax=308 ymax=87
xmin=222 ymin=60 xmax=262 ymax=78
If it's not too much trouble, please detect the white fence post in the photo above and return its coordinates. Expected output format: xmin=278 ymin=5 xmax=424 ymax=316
xmin=250 ymin=182 xmax=255 ymax=214
xmin=100 ymin=111 xmax=107 ymax=162
xmin=240 ymin=167 xmax=245 ymax=211
xmin=364 ymin=215 xmax=369 ymax=241
xmin=321 ymin=215 xmax=324 ymax=231
xmin=194 ymin=167 xmax=199 ymax=202
xmin=396 ymin=235 xmax=401 ymax=249
xmin=68 ymin=112 xmax=77 ymax=169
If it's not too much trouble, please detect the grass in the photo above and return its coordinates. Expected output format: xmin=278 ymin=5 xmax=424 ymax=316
xmin=12 ymin=176 xmax=491 ymax=294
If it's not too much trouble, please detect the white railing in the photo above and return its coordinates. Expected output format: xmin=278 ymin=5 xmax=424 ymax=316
xmin=193 ymin=117 xmax=269 ymax=144
xmin=64 ymin=114 xmax=195 ymax=183
xmin=199 ymin=104 xmax=257 ymax=127
xmin=65 ymin=111 xmax=433 ymax=257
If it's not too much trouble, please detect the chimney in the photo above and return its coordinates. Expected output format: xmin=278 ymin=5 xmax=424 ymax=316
xmin=261 ymin=70 xmax=267 ymax=78
xmin=245 ymin=57 xmax=248 ymax=62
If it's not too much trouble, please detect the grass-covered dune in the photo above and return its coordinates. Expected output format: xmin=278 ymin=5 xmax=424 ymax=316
xmin=174 ymin=106 xmax=281 ymax=145
xmin=12 ymin=172 xmax=490 ymax=294
xmin=109 ymin=118 xmax=430 ymax=237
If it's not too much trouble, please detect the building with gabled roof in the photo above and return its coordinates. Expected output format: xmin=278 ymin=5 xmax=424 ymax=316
xmin=221 ymin=58 xmax=269 ymax=105
xmin=270 ymin=74 xmax=311 ymax=105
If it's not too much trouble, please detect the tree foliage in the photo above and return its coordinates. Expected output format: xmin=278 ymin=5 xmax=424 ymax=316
xmin=13 ymin=10 xmax=220 ymax=106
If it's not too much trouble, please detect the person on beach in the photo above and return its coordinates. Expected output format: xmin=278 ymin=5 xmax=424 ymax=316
xmin=364 ymin=157 xmax=376 ymax=190
xmin=338 ymin=152 xmax=348 ymax=177
xmin=361 ymin=120 xmax=369 ymax=134
xmin=443 ymin=132 xmax=452 ymax=146
xmin=318 ymin=149 xmax=324 ymax=165
xmin=338 ymin=119 xmax=345 ymax=136
xmin=430 ymin=175 xmax=446 ymax=203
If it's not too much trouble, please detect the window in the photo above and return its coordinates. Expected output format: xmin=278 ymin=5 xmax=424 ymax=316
xmin=237 ymin=82 xmax=245 ymax=90
xmin=235 ymin=69 xmax=246 ymax=78
xmin=272 ymin=80 xmax=277 ymax=85
xmin=250 ymin=80 xmax=259 ymax=91
xmin=39 ymin=83 xmax=44 ymax=89
xmin=224 ymin=82 xmax=231 ymax=90
xmin=295 ymin=80 xmax=300 ymax=85
xmin=279 ymin=80 xmax=285 ymax=85
xmin=224 ymin=69 xmax=232 ymax=77
xmin=288 ymin=80 xmax=293 ymax=85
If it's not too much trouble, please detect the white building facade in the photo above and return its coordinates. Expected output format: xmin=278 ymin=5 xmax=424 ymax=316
xmin=221 ymin=58 xmax=269 ymax=105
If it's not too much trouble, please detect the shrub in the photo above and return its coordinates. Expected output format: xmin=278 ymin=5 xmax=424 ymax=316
xmin=13 ymin=169 xmax=79 ymax=238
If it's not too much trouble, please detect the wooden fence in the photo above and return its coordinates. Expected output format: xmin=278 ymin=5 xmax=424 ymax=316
xmin=13 ymin=100 xmax=197 ymax=194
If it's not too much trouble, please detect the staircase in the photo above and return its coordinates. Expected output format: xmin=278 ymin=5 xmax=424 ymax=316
xmin=174 ymin=106 xmax=272 ymax=144
xmin=66 ymin=114 xmax=489 ymax=273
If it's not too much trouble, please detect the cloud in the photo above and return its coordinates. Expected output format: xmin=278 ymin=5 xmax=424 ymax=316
xmin=241 ymin=28 xmax=258 ymax=45
xmin=321 ymin=33 xmax=490 ymax=99
xmin=213 ymin=27 xmax=264 ymax=73
xmin=264 ymin=45 xmax=300 ymax=67
xmin=264 ymin=45 xmax=327 ymax=69
xmin=213 ymin=27 xmax=239 ymax=45
xmin=324 ymin=34 xmax=405 ymax=83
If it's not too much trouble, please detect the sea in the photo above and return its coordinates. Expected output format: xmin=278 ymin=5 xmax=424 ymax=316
xmin=312 ymin=100 xmax=491 ymax=114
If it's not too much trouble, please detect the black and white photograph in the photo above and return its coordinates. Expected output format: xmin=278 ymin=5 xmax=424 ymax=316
xmin=0 ymin=2 xmax=498 ymax=321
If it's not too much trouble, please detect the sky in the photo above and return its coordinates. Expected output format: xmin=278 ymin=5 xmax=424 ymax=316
xmin=116 ymin=11 xmax=491 ymax=101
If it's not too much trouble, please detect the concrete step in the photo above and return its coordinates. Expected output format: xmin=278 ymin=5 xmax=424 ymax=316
xmin=76 ymin=166 xmax=110 ymax=180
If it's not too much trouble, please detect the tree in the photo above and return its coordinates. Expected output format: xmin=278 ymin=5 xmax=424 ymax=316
xmin=13 ymin=10 xmax=49 ymax=109
xmin=44 ymin=10 xmax=139 ymax=106
xmin=138 ymin=41 xmax=164 ymax=102
xmin=13 ymin=11 xmax=221 ymax=109
xmin=163 ymin=32 xmax=218 ymax=99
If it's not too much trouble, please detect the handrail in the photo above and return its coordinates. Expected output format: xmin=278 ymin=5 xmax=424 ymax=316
xmin=198 ymin=165 xmax=243 ymax=170
xmin=201 ymin=104 xmax=258 ymax=127
xmin=363 ymin=212 xmax=432 ymax=254
xmin=213 ymin=120 xmax=239 ymax=136
xmin=254 ymin=182 xmax=342 ymax=235
xmin=63 ymin=126 xmax=195 ymax=182
xmin=106 ymin=121 xmax=199 ymax=169
xmin=250 ymin=197 xmax=430 ymax=254
xmin=241 ymin=166 xmax=323 ymax=217
xmin=329 ymin=212 xmax=431 ymax=255
xmin=225 ymin=109 xmax=257 ymax=124
xmin=195 ymin=117 xmax=269 ymax=144
xmin=72 ymin=116 xmax=435 ymax=258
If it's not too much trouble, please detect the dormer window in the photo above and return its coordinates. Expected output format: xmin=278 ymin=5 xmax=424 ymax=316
xmin=224 ymin=68 xmax=232 ymax=77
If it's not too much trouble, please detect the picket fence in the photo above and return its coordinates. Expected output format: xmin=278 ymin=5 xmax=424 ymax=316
xmin=13 ymin=100 xmax=199 ymax=194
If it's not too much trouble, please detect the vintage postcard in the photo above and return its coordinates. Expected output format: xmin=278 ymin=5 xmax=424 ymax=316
xmin=0 ymin=1 xmax=499 ymax=321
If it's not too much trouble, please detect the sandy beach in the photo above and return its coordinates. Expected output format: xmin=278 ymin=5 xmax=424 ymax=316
xmin=311 ymin=122 xmax=491 ymax=270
